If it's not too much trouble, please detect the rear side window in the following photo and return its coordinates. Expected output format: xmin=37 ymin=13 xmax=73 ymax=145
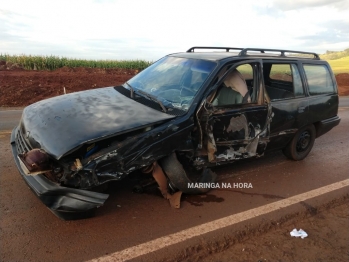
xmin=303 ymin=64 xmax=335 ymax=95
xmin=264 ymin=63 xmax=304 ymax=101
xmin=270 ymin=64 xmax=292 ymax=82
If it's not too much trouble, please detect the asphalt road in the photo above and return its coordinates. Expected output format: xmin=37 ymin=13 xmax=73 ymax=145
xmin=0 ymin=98 xmax=348 ymax=262
xmin=339 ymin=96 xmax=349 ymax=107
xmin=0 ymin=109 xmax=22 ymax=131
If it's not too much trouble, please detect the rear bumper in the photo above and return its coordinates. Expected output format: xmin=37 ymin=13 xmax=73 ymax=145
xmin=10 ymin=127 xmax=109 ymax=220
xmin=316 ymin=115 xmax=341 ymax=138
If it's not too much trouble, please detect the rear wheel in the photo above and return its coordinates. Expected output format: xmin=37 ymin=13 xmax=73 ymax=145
xmin=282 ymin=125 xmax=316 ymax=161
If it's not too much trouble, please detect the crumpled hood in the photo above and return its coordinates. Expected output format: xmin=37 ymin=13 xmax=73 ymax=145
xmin=21 ymin=87 xmax=174 ymax=159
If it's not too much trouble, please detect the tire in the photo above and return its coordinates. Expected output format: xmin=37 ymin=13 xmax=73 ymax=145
xmin=160 ymin=153 xmax=217 ymax=194
xmin=282 ymin=124 xmax=316 ymax=161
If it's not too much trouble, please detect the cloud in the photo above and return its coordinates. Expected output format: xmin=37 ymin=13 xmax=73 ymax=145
xmin=296 ymin=20 xmax=349 ymax=51
xmin=271 ymin=0 xmax=349 ymax=11
xmin=0 ymin=0 xmax=348 ymax=59
xmin=322 ymin=20 xmax=349 ymax=34
xmin=298 ymin=31 xmax=348 ymax=43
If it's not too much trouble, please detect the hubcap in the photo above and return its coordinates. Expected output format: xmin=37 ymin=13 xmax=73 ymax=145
xmin=296 ymin=131 xmax=311 ymax=152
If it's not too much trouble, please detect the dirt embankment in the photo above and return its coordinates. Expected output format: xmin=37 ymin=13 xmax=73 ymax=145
xmin=0 ymin=66 xmax=138 ymax=107
xmin=336 ymin=73 xmax=349 ymax=96
xmin=0 ymin=63 xmax=348 ymax=107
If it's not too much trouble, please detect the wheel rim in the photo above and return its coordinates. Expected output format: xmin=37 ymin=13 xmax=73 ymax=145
xmin=296 ymin=130 xmax=311 ymax=152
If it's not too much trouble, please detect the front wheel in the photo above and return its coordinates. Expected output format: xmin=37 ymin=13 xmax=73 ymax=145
xmin=282 ymin=125 xmax=316 ymax=161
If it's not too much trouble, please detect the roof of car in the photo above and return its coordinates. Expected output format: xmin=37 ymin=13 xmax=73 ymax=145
xmin=170 ymin=52 xmax=240 ymax=61
xmin=169 ymin=47 xmax=321 ymax=62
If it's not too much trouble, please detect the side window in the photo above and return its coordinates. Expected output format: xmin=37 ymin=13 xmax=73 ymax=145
xmin=303 ymin=64 xmax=335 ymax=95
xmin=212 ymin=63 xmax=255 ymax=106
xmin=237 ymin=64 xmax=253 ymax=80
xmin=264 ymin=63 xmax=304 ymax=101
xmin=270 ymin=64 xmax=292 ymax=82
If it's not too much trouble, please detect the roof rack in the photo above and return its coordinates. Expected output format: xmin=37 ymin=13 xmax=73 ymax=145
xmin=186 ymin=46 xmax=320 ymax=60
xmin=239 ymin=48 xmax=320 ymax=60
xmin=186 ymin=46 xmax=244 ymax=52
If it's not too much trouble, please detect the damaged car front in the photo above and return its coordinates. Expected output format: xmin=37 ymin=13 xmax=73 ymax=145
xmin=10 ymin=55 xmax=218 ymax=219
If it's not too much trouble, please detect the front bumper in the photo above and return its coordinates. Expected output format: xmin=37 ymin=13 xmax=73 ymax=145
xmin=10 ymin=127 xmax=109 ymax=220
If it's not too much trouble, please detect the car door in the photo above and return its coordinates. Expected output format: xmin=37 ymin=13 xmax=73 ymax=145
xmin=201 ymin=60 xmax=272 ymax=163
xmin=263 ymin=61 xmax=309 ymax=150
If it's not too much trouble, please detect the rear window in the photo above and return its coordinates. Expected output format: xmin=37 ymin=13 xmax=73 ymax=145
xmin=303 ymin=64 xmax=335 ymax=95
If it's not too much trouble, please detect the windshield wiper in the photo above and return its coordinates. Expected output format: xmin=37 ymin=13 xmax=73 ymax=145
xmin=125 ymin=82 xmax=135 ymax=98
xmin=136 ymin=89 xmax=167 ymax=113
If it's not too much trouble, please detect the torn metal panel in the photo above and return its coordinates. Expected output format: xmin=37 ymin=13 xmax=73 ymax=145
xmin=243 ymin=136 xmax=259 ymax=156
xmin=207 ymin=129 xmax=217 ymax=162
xmin=215 ymin=136 xmax=260 ymax=161
xmin=151 ymin=162 xmax=169 ymax=199
xmin=150 ymin=161 xmax=182 ymax=209
xmin=216 ymin=147 xmax=237 ymax=161
xmin=79 ymin=119 xmax=195 ymax=186
xmin=202 ymin=104 xmax=271 ymax=163
xmin=226 ymin=114 xmax=248 ymax=138
xmin=168 ymin=191 xmax=182 ymax=209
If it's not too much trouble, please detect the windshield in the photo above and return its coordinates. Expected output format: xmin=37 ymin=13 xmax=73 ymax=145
xmin=126 ymin=56 xmax=217 ymax=111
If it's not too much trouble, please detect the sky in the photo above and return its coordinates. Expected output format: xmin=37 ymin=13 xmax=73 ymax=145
xmin=1 ymin=0 xmax=349 ymax=61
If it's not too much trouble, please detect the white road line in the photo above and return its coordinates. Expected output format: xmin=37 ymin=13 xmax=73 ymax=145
xmin=88 ymin=179 xmax=349 ymax=262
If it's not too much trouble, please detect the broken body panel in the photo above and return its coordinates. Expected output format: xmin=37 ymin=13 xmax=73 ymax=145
xmin=19 ymin=87 xmax=175 ymax=159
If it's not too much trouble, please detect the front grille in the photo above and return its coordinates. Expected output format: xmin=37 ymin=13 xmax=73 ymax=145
xmin=16 ymin=129 xmax=32 ymax=154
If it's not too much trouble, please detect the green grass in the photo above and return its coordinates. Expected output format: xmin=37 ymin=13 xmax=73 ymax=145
xmin=326 ymin=56 xmax=349 ymax=74
xmin=1 ymin=52 xmax=348 ymax=74
xmin=320 ymin=49 xmax=349 ymax=60
xmin=0 ymin=54 xmax=152 ymax=71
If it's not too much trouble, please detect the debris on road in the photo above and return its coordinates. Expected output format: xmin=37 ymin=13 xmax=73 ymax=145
xmin=290 ymin=228 xmax=308 ymax=239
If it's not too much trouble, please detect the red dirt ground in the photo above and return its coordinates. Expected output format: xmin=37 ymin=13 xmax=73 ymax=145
xmin=0 ymin=65 xmax=138 ymax=107
xmin=0 ymin=63 xmax=348 ymax=107
xmin=336 ymin=73 xmax=349 ymax=96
